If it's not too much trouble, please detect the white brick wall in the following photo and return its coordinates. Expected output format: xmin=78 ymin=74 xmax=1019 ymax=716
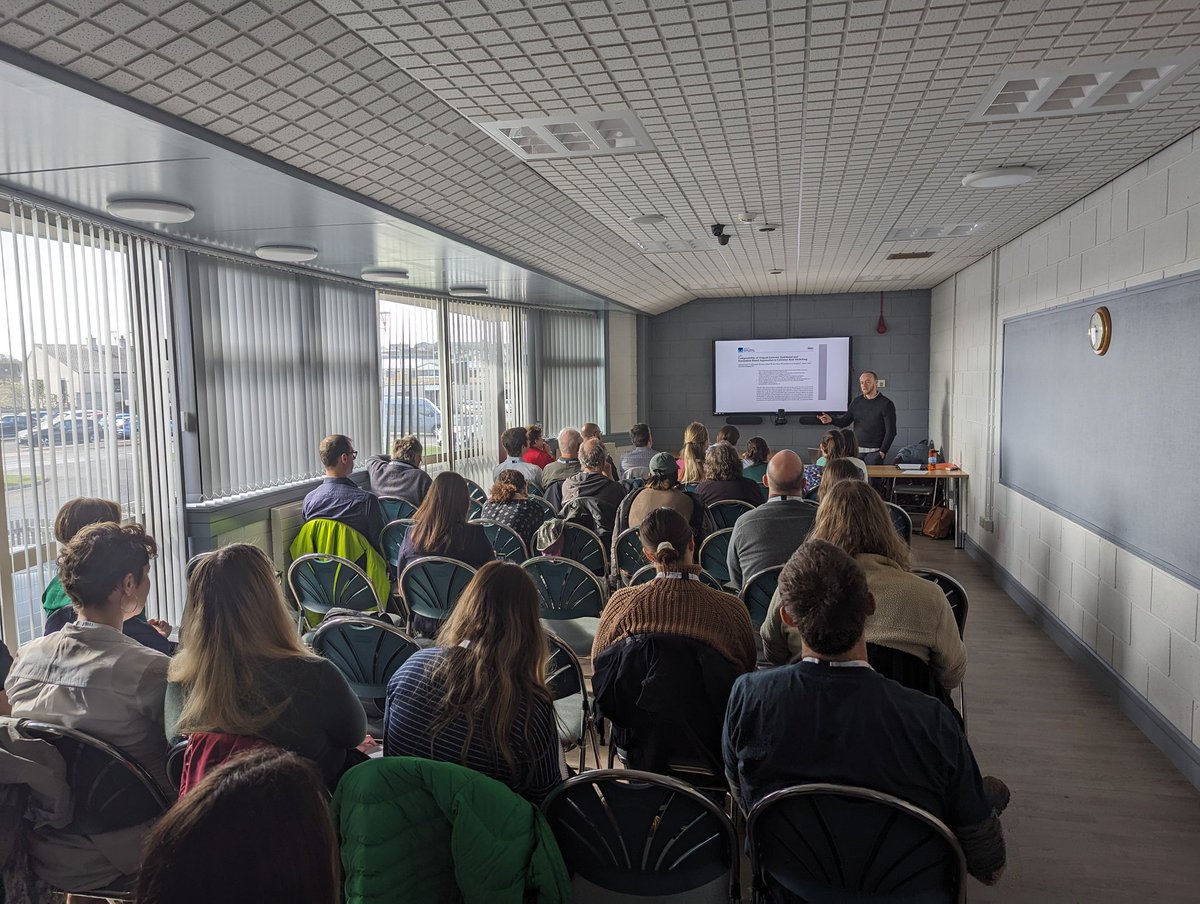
xmin=932 ymin=128 xmax=1200 ymax=749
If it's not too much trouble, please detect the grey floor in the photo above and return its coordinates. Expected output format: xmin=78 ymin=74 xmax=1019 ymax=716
xmin=585 ymin=536 xmax=1200 ymax=903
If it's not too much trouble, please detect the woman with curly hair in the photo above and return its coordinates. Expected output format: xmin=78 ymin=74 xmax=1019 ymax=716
xmin=479 ymin=468 xmax=549 ymax=551
xmin=695 ymin=441 xmax=764 ymax=508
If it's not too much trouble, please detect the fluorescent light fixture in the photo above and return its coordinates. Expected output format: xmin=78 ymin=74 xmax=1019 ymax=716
xmin=105 ymin=198 xmax=194 ymax=223
xmin=448 ymin=284 xmax=489 ymax=297
xmin=255 ymin=244 xmax=318 ymax=263
xmin=961 ymin=167 xmax=1038 ymax=189
xmin=361 ymin=268 xmax=410 ymax=283
xmin=629 ymin=213 xmax=666 ymax=225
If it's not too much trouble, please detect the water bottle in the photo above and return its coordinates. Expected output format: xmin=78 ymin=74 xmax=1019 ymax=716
xmin=927 ymin=445 xmax=938 ymax=471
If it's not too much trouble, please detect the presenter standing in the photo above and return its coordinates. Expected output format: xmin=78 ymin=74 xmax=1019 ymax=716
xmin=817 ymin=371 xmax=896 ymax=465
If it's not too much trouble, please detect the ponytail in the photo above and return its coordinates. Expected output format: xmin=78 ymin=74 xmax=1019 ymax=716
xmin=639 ymin=507 xmax=693 ymax=570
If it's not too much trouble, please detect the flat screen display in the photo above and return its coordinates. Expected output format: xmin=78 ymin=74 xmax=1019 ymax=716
xmin=713 ymin=337 xmax=851 ymax=415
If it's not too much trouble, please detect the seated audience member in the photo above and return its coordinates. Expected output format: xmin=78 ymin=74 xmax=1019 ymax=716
xmin=761 ymin=481 xmax=967 ymax=691
xmin=523 ymin=424 xmax=555 ymax=470
xmin=614 ymin=452 xmax=712 ymax=558
xmin=581 ymin=422 xmax=618 ymax=479
xmin=542 ymin=427 xmax=583 ymax=489
xmin=841 ymin=427 xmax=869 ymax=478
xmin=817 ymin=457 xmax=866 ymax=500
xmin=366 ymin=434 xmax=432 ymax=505
xmin=620 ymin=422 xmax=658 ymax=476
xmin=384 ymin=561 xmax=566 ymax=804
xmin=695 ymin=441 xmax=764 ymax=508
xmin=494 ymin=426 xmax=543 ymax=487
xmin=42 ymin=497 xmax=173 ymax=653
xmin=724 ymin=539 xmax=1007 ymax=886
xmin=677 ymin=421 xmax=708 ymax=484
xmin=302 ymin=434 xmax=385 ymax=554
xmin=167 ymin=544 xmax=366 ymax=787
xmin=727 ymin=450 xmax=815 ymax=587
xmin=480 ymin=469 xmax=548 ymax=552
xmin=716 ymin=424 xmax=740 ymax=446
xmin=5 ymin=523 xmax=169 ymax=891
xmin=394 ymin=472 xmax=495 ymax=636
xmin=593 ymin=508 xmax=755 ymax=671
xmin=741 ymin=436 xmax=770 ymax=484
xmin=561 ymin=438 xmax=628 ymax=532
xmin=803 ymin=429 xmax=845 ymax=494
xmin=136 ymin=748 xmax=339 ymax=904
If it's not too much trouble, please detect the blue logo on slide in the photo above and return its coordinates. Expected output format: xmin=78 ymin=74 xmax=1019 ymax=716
xmin=737 ymin=347 xmax=744 ymax=353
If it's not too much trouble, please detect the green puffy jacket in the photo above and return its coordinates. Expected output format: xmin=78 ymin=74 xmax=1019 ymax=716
xmin=332 ymin=757 xmax=570 ymax=904
xmin=289 ymin=517 xmax=390 ymax=609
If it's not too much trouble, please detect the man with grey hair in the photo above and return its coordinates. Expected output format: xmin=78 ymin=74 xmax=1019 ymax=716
xmin=542 ymin=428 xmax=583 ymax=510
xmin=561 ymin=438 xmax=628 ymax=535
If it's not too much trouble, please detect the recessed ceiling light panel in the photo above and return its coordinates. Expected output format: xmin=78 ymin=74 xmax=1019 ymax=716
xmin=478 ymin=109 xmax=654 ymax=160
xmin=361 ymin=268 xmax=410 ymax=283
xmin=106 ymin=198 xmax=194 ymax=223
xmin=634 ymin=237 xmax=715 ymax=254
xmin=961 ymin=167 xmax=1037 ymax=189
xmin=885 ymin=222 xmax=989 ymax=241
xmin=448 ymin=284 xmax=489 ymax=297
xmin=255 ymin=244 xmax=318 ymax=263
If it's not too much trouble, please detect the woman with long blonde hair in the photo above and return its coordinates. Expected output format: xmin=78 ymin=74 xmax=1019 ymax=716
xmin=760 ymin=481 xmax=966 ymax=692
xmin=166 ymin=543 xmax=366 ymax=785
xmin=677 ymin=421 xmax=708 ymax=484
xmin=383 ymin=560 xmax=565 ymax=803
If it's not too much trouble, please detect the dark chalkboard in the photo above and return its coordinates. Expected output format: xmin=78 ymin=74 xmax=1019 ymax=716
xmin=1000 ymin=272 xmax=1200 ymax=589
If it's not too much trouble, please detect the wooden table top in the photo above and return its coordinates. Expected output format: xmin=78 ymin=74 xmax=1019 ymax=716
xmin=866 ymin=466 xmax=969 ymax=479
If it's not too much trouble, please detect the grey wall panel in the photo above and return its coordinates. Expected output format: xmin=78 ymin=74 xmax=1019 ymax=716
xmin=1000 ymin=271 xmax=1200 ymax=588
xmin=647 ymin=291 xmax=932 ymax=459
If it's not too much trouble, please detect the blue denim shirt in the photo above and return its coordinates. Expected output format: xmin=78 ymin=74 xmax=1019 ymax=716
xmin=302 ymin=477 xmax=385 ymax=553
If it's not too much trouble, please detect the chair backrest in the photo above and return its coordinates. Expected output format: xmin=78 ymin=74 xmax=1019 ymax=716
xmin=470 ymin=519 xmax=529 ymax=562
xmin=697 ymin=570 xmax=727 ymax=592
xmin=740 ymin=565 xmax=782 ymax=629
xmin=467 ymin=497 xmax=484 ymax=520
xmin=311 ymin=615 xmax=421 ymax=698
xmin=464 ymin=477 xmax=488 ymax=505
xmin=560 ymin=521 xmax=608 ymax=575
xmin=628 ymin=564 xmax=657 ymax=586
xmin=913 ymin=568 xmax=969 ymax=638
xmin=523 ymin=556 xmax=607 ymax=619
xmin=747 ymin=783 xmax=967 ymax=904
xmin=529 ymin=495 xmax=557 ymax=518
xmin=803 ymin=484 xmax=821 ymax=502
xmin=698 ymin=528 xmax=734 ymax=584
xmin=708 ymin=499 xmax=755 ymax=529
xmin=380 ymin=518 xmax=415 ymax=568
xmin=886 ymin=502 xmax=914 ymax=545
xmin=378 ymin=495 xmax=418 ymax=522
xmin=542 ymin=769 xmax=740 ymax=904
xmin=287 ymin=553 xmax=383 ymax=622
xmin=546 ymin=632 xmax=592 ymax=753
xmin=398 ymin=556 xmax=477 ymax=623
xmin=614 ymin=526 xmax=648 ymax=582
xmin=15 ymin=719 xmax=169 ymax=835
xmin=526 ymin=481 xmax=545 ymax=497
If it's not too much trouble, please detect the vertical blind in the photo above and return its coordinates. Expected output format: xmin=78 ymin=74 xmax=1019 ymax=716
xmin=0 ymin=199 xmax=187 ymax=641
xmin=187 ymin=255 xmax=377 ymax=502
xmin=539 ymin=309 xmax=606 ymax=434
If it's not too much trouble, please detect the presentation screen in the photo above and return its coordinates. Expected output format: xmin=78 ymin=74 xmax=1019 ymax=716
xmin=713 ymin=337 xmax=851 ymax=415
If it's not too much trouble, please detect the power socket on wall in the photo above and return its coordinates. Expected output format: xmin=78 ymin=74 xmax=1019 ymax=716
xmin=877 ymin=379 xmax=886 ymax=388
xmin=978 ymin=516 xmax=995 ymax=532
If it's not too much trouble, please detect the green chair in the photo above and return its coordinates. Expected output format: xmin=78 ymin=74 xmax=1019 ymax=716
xmin=697 ymin=570 xmax=728 ymax=592
xmin=471 ymin=519 xmax=529 ymax=563
xmin=560 ymin=522 xmax=607 ymax=577
xmin=526 ymin=481 xmax=545 ymax=497
xmin=530 ymin=496 xmax=557 ymax=519
xmin=627 ymin=564 xmax=657 ymax=586
xmin=546 ymin=632 xmax=601 ymax=772
xmin=311 ymin=615 xmax=421 ymax=701
xmin=613 ymin=527 xmax=648 ymax=585
xmin=523 ymin=556 xmax=607 ymax=657
xmin=288 ymin=553 xmax=383 ymax=627
xmin=380 ymin=518 xmax=415 ymax=570
xmin=708 ymin=499 xmax=755 ymax=529
xmin=399 ymin=556 xmax=477 ymax=629
xmin=467 ymin=497 xmax=484 ymax=520
xmin=464 ymin=477 xmax=488 ymax=506
xmin=740 ymin=565 xmax=783 ymax=629
xmin=378 ymin=496 xmax=418 ymax=523
xmin=886 ymin=502 xmax=914 ymax=545
xmin=698 ymin=528 xmax=734 ymax=586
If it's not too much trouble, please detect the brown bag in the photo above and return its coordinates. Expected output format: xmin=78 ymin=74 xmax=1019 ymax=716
xmin=922 ymin=504 xmax=954 ymax=539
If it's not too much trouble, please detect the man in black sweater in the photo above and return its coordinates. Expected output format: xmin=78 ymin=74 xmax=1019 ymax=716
xmin=818 ymin=371 xmax=896 ymax=464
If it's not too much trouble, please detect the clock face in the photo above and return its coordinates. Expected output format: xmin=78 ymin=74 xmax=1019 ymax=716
xmin=1088 ymin=306 xmax=1111 ymax=355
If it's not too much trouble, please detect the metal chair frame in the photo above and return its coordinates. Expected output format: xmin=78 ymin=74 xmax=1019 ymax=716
xmin=545 ymin=632 xmax=602 ymax=772
xmin=310 ymin=614 xmax=421 ymax=700
xmin=287 ymin=552 xmax=384 ymax=630
xmin=464 ymin=477 xmax=488 ymax=505
xmin=529 ymin=495 xmax=557 ymax=517
xmin=746 ymin=783 xmax=967 ymax=904
xmin=699 ymin=527 xmax=735 ymax=586
xmin=397 ymin=555 xmax=478 ymax=627
xmin=522 ymin=555 xmax=608 ymax=618
xmin=614 ymin=526 xmax=649 ymax=585
xmin=914 ymin=567 xmax=970 ymax=732
xmin=469 ymin=518 xmax=530 ymax=562
xmin=561 ymin=521 xmax=609 ymax=574
xmin=740 ymin=566 xmax=783 ymax=629
xmin=378 ymin=495 xmax=418 ymax=523
xmin=886 ymin=501 xmax=915 ymax=546
xmin=542 ymin=768 xmax=741 ymax=904
xmin=708 ymin=499 xmax=756 ymax=529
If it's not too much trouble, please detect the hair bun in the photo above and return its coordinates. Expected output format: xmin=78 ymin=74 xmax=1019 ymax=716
xmin=656 ymin=541 xmax=675 ymax=553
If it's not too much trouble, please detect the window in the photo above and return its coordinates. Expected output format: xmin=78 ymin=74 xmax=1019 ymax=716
xmin=0 ymin=199 xmax=187 ymax=642
xmin=378 ymin=296 xmax=447 ymax=473
xmin=186 ymin=255 xmax=378 ymax=502
xmin=537 ymin=309 xmax=606 ymax=434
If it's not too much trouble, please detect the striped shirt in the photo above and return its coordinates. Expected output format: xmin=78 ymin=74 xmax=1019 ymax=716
xmin=384 ymin=647 xmax=566 ymax=804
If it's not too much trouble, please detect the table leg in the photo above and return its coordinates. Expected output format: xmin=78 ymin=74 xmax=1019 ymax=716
xmin=953 ymin=477 xmax=965 ymax=550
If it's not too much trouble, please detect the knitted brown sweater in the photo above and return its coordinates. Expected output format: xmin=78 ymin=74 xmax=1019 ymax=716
xmin=592 ymin=570 xmax=757 ymax=672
